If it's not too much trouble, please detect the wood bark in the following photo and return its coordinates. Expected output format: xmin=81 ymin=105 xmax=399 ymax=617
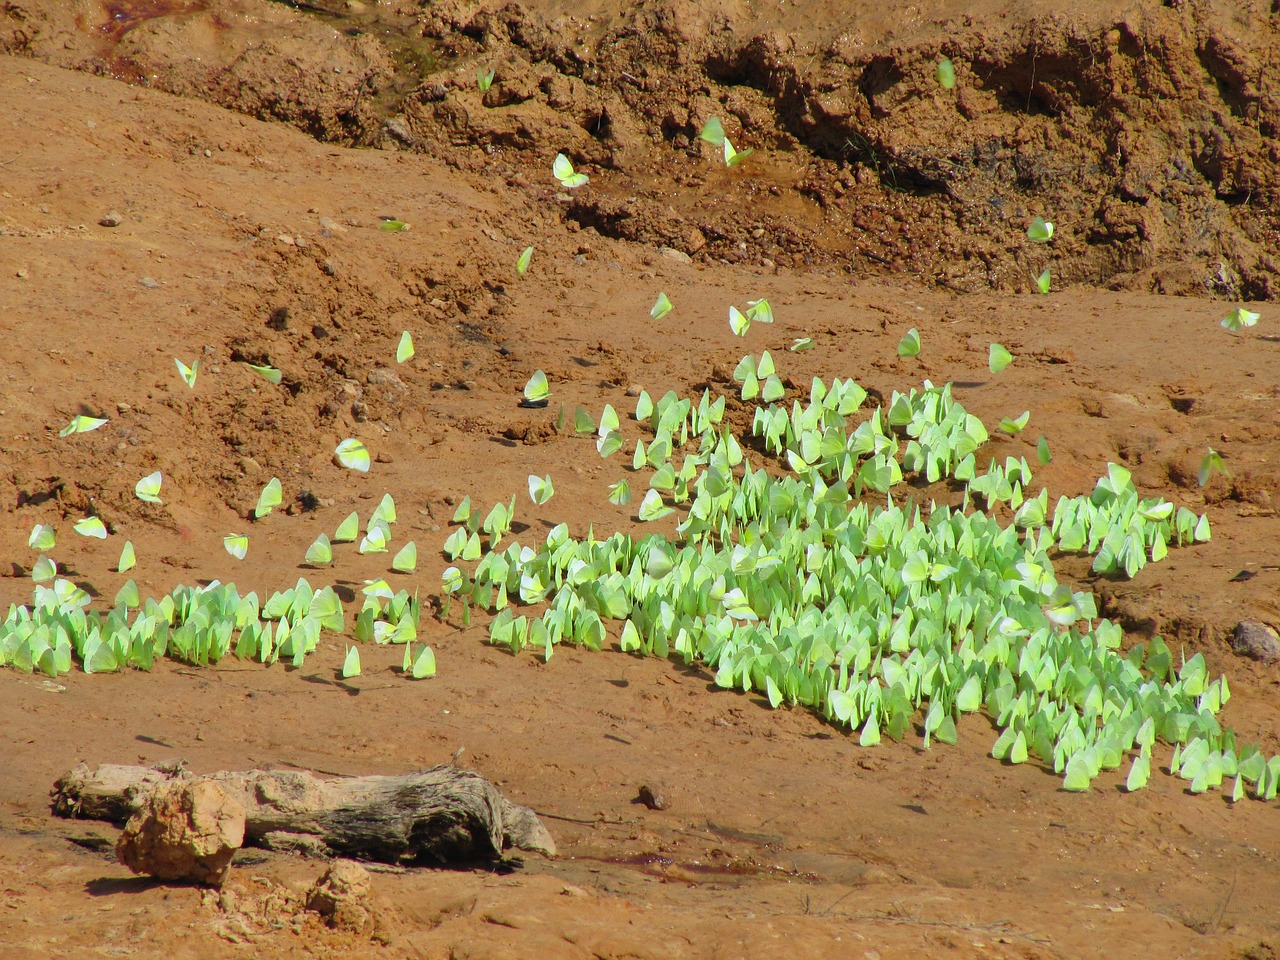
xmin=53 ymin=762 xmax=555 ymax=864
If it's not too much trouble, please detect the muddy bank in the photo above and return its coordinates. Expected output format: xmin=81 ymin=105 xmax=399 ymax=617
xmin=5 ymin=0 xmax=1278 ymax=296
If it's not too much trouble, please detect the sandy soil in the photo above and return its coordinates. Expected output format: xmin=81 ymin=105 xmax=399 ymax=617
xmin=1 ymin=1 xmax=1279 ymax=957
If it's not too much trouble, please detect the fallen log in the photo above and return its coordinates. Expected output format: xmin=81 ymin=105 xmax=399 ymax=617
xmin=53 ymin=761 xmax=556 ymax=866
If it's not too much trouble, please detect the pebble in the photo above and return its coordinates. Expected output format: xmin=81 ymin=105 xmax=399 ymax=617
xmin=624 ymin=384 xmax=643 ymax=397
xmin=99 ymin=211 xmax=123 ymax=227
xmin=139 ymin=276 xmax=159 ymax=289
xmin=1231 ymin=620 xmax=1280 ymax=664
xmin=637 ymin=783 xmax=669 ymax=811
xmin=657 ymin=246 xmax=692 ymax=264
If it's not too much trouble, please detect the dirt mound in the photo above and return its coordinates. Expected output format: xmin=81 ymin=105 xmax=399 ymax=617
xmin=7 ymin=0 xmax=1277 ymax=296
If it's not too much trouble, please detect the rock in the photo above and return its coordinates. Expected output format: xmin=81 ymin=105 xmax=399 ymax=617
xmin=306 ymin=860 xmax=375 ymax=932
xmin=1231 ymin=620 xmax=1280 ymax=664
xmin=366 ymin=368 xmax=405 ymax=389
xmin=657 ymin=246 xmax=692 ymax=264
xmin=116 ymin=779 xmax=246 ymax=887
xmin=637 ymin=783 xmax=669 ymax=811
xmin=99 ymin=211 xmax=123 ymax=227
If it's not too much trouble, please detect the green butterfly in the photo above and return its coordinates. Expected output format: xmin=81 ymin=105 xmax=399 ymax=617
xmin=698 ymin=117 xmax=725 ymax=147
xmin=897 ymin=327 xmax=921 ymax=357
xmin=552 ymin=153 xmax=588 ymax=189
xmin=305 ymin=533 xmax=333 ymax=566
xmin=28 ymin=524 xmax=55 ymax=551
xmin=334 ymin=511 xmax=360 ymax=542
xmin=391 ymin=541 xmax=417 ymax=573
xmin=1027 ymin=216 xmax=1054 ymax=242
xmin=989 ymin=343 xmax=1013 ymax=373
xmin=74 ymin=517 xmax=107 ymax=539
xmin=335 ymin=438 xmax=370 ymax=472
xmin=135 ymin=471 xmax=163 ymax=504
xmin=246 ymin=362 xmax=282 ymax=385
xmin=396 ymin=331 xmax=414 ymax=363
xmin=174 ymin=357 xmax=199 ymax=388
xmin=254 ymin=477 xmax=282 ymax=518
xmin=522 ymin=369 xmax=551 ymax=407
xmin=935 ymin=58 xmax=956 ymax=89
xmin=528 ymin=474 xmax=554 ymax=505
xmin=59 ymin=415 xmax=108 ymax=437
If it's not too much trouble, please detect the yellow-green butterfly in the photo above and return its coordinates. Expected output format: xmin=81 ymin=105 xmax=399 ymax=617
xmin=334 ymin=511 xmax=360 ymax=542
xmin=175 ymin=357 xmax=198 ymax=388
xmin=335 ymin=438 xmax=370 ymax=472
xmin=935 ymin=58 xmax=956 ymax=89
xmin=74 ymin=516 xmax=107 ymax=539
xmin=391 ymin=541 xmax=417 ymax=573
xmin=638 ymin=489 xmax=673 ymax=521
xmin=305 ymin=533 xmax=333 ymax=566
xmin=254 ymin=477 xmax=282 ymax=518
xmin=522 ymin=370 xmax=550 ymax=407
xmin=28 ymin=523 xmax=55 ymax=551
xmin=723 ymin=138 xmax=753 ymax=167
xmin=528 ymin=474 xmax=554 ymax=505
xmin=59 ymin=415 xmax=108 ymax=437
xmin=698 ymin=116 xmax=725 ymax=147
xmin=516 ymin=245 xmax=533 ymax=276
xmin=246 ymin=362 xmax=282 ymax=385
xmin=989 ymin=343 xmax=1013 ymax=373
xmin=552 ymin=153 xmax=588 ymax=189
xmin=396 ymin=331 xmax=414 ymax=363
xmin=1027 ymin=216 xmax=1054 ymax=242
xmin=32 ymin=556 xmax=56 ymax=583
xmin=341 ymin=646 xmax=361 ymax=679
xmin=224 ymin=534 xmax=248 ymax=559
xmin=135 ymin=471 xmax=163 ymax=504
xmin=1221 ymin=307 xmax=1260 ymax=332
xmin=897 ymin=328 xmax=921 ymax=357
xmin=650 ymin=292 xmax=673 ymax=320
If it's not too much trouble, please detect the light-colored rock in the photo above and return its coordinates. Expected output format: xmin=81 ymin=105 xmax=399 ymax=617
xmin=116 ymin=778 xmax=245 ymax=887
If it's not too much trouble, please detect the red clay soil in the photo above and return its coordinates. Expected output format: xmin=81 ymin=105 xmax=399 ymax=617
xmin=1 ymin=1 xmax=1279 ymax=958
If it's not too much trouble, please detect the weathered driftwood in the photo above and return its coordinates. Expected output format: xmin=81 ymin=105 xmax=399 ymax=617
xmin=53 ymin=762 xmax=555 ymax=864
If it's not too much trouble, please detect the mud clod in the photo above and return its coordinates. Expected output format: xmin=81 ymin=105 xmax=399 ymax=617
xmin=1231 ymin=620 xmax=1280 ymax=664
xmin=116 ymin=779 xmax=246 ymax=887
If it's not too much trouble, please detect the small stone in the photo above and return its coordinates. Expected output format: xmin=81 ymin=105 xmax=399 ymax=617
xmin=657 ymin=246 xmax=692 ymax=264
xmin=637 ymin=783 xmax=669 ymax=811
xmin=1231 ymin=620 xmax=1280 ymax=664
xmin=139 ymin=277 xmax=159 ymax=289
xmin=624 ymin=384 xmax=643 ymax=397
xmin=116 ymin=402 xmax=131 ymax=413
xmin=366 ymin=368 xmax=405 ymax=388
xmin=99 ymin=211 xmax=123 ymax=227
xmin=375 ymin=452 xmax=394 ymax=464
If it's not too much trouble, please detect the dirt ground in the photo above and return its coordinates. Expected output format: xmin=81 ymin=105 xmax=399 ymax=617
xmin=1 ymin=0 xmax=1279 ymax=957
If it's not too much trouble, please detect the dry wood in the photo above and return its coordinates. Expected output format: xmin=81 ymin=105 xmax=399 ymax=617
xmin=53 ymin=761 xmax=555 ymax=864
